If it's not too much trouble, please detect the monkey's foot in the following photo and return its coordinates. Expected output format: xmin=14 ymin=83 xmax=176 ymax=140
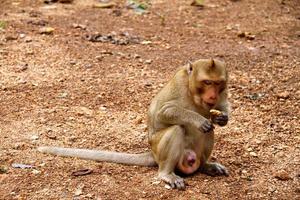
xmin=158 ymin=172 xmax=185 ymax=190
xmin=201 ymin=162 xmax=229 ymax=177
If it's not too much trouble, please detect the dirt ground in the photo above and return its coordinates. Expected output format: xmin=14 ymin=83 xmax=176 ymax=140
xmin=0 ymin=0 xmax=299 ymax=199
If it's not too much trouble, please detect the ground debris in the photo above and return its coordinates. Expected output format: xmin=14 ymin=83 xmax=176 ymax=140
xmin=74 ymin=184 xmax=85 ymax=196
xmin=11 ymin=163 xmax=34 ymax=169
xmin=191 ymin=0 xmax=205 ymax=7
xmin=44 ymin=0 xmax=73 ymax=4
xmin=274 ymin=170 xmax=292 ymax=181
xmin=71 ymin=169 xmax=93 ymax=177
xmin=92 ymin=2 xmax=116 ymax=9
xmin=39 ymin=27 xmax=55 ymax=34
xmin=126 ymin=0 xmax=149 ymax=14
xmin=84 ymin=31 xmax=141 ymax=45
xmin=237 ymin=31 xmax=256 ymax=40
xmin=276 ymin=91 xmax=290 ymax=99
xmin=0 ymin=166 xmax=8 ymax=174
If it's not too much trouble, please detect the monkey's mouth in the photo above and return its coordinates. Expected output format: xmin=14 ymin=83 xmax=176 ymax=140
xmin=204 ymin=102 xmax=215 ymax=108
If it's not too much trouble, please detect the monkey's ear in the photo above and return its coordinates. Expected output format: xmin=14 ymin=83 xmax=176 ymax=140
xmin=186 ymin=61 xmax=193 ymax=75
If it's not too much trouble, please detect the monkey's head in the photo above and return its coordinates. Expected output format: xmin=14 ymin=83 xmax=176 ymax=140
xmin=186 ymin=59 xmax=228 ymax=110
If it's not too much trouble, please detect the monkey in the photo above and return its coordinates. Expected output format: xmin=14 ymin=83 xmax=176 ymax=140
xmin=38 ymin=58 xmax=230 ymax=190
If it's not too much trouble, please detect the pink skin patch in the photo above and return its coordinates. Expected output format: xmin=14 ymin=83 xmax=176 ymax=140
xmin=177 ymin=150 xmax=200 ymax=175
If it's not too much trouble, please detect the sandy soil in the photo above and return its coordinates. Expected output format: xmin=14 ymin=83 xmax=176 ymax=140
xmin=0 ymin=0 xmax=299 ymax=199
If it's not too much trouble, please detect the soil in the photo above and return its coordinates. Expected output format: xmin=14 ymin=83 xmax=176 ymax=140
xmin=0 ymin=0 xmax=299 ymax=199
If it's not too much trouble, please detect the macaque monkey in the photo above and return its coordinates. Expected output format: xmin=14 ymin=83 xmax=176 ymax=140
xmin=38 ymin=59 xmax=230 ymax=190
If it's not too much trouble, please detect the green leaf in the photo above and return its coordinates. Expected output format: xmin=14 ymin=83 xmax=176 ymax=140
xmin=0 ymin=21 xmax=6 ymax=29
xmin=191 ymin=0 xmax=205 ymax=6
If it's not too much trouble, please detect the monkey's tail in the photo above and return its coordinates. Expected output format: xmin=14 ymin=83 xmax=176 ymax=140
xmin=37 ymin=146 xmax=157 ymax=167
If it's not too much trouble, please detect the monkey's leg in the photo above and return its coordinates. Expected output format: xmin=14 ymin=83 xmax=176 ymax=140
xmin=151 ymin=125 xmax=185 ymax=189
xmin=195 ymin=131 xmax=229 ymax=177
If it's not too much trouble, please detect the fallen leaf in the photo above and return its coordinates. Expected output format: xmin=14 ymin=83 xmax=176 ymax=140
xmin=126 ymin=0 xmax=149 ymax=14
xmin=92 ymin=2 xmax=116 ymax=8
xmin=191 ymin=0 xmax=205 ymax=7
xmin=71 ymin=169 xmax=93 ymax=176
xmin=0 ymin=21 xmax=6 ymax=29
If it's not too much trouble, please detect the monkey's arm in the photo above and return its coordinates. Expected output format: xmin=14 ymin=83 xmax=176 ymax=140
xmin=157 ymin=102 xmax=213 ymax=132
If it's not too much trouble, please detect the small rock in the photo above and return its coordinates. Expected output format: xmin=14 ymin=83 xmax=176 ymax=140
xmin=112 ymin=9 xmax=122 ymax=16
xmin=26 ymin=50 xmax=34 ymax=55
xmin=5 ymin=35 xmax=18 ymax=41
xmin=254 ymin=139 xmax=262 ymax=144
xmin=46 ymin=133 xmax=57 ymax=140
xmin=69 ymin=60 xmax=77 ymax=65
xmin=237 ymin=31 xmax=255 ymax=40
xmin=164 ymin=184 xmax=171 ymax=190
xmin=30 ymin=135 xmax=39 ymax=140
xmin=17 ymin=78 xmax=27 ymax=84
xmin=144 ymin=59 xmax=152 ymax=64
xmin=247 ymin=147 xmax=253 ymax=152
xmin=135 ymin=117 xmax=143 ymax=125
xmin=24 ymin=37 xmax=33 ymax=42
xmin=85 ymin=64 xmax=93 ymax=68
xmin=59 ymin=0 xmax=73 ymax=3
xmin=39 ymin=27 xmax=54 ymax=34
xmin=246 ymin=34 xmax=255 ymax=40
xmin=274 ymin=170 xmax=292 ymax=181
xmin=95 ymin=56 xmax=103 ymax=61
xmin=32 ymin=169 xmax=41 ymax=174
xmin=276 ymin=91 xmax=289 ymax=99
xmin=74 ymin=184 xmax=85 ymax=196
xmin=72 ymin=23 xmax=87 ymax=30
xmin=58 ymin=92 xmax=68 ymax=98
xmin=141 ymin=40 xmax=152 ymax=45
xmin=249 ymin=152 xmax=258 ymax=157
xmin=0 ymin=166 xmax=8 ymax=174
xmin=75 ymin=107 xmax=93 ymax=116
xmin=68 ymin=136 xmax=77 ymax=143
xmin=19 ymin=33 xmax=26 ymax=38
xmin=99 ymin=106 xmax=107 ymax=111
xmin=151 ymin=180 xmax=161 ymax=185
xmin=237 ymin=31 xmax=246 ymax=37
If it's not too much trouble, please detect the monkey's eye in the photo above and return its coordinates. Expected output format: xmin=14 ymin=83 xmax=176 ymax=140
xmin=215 ymin=81 xmax=221 ymax=86
xmin=203 ymin=80 xmax=212 ymax=85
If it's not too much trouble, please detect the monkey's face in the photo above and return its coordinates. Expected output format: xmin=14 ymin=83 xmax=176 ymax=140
xmin=191 ymin=79 xmax=226 ymax=110
xmin=187 ymin=59 xmax=227 ymax=110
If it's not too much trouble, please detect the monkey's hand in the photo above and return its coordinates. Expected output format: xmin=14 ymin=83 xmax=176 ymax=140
xmin=211 ymin=111 xmax=228 ymax=127
xmin=200 ymin=119 xmax=214 ymax=133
